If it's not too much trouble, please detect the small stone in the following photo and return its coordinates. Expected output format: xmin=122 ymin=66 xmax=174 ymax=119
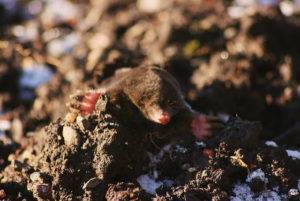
xmin=8 ymin=154 xmax=16 ymax=162
xmin=0 ymin=189 xmax=6 ymax=198
xmin=95 ymin=94 xmax=109 ymax=113
xmin=11 ymin=118 xmax=23 ymax=143
xmin=137 ymin=0 xmax=162 ymax=13
xmin=188 ymin=167 xmax=197 ymax=173
xmin=30 ymin=172 xmax=41 ymax=182
xmin=65 ymin=113 xmax=77 ymax=123
xmin=82 ymin=177 xmax=101 ymax=190
xmin=224 ymin=27 xmax=237 ymax=40
xmin=62 ymin=126 xmax=80 ymax=146
xmin=76 ymin=116 xmax=91 ymax=131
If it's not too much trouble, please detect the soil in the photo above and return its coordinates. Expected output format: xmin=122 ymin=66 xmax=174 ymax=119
xmin=1 ymin=0 xmax=300 ymax=200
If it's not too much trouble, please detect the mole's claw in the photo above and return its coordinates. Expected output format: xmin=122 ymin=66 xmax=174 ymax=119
xmin=190 ymin=115 xmax=224 ymax=140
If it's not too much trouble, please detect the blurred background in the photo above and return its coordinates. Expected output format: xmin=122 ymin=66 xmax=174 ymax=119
xmin=1 ymin=0 xmax=300 ymax=144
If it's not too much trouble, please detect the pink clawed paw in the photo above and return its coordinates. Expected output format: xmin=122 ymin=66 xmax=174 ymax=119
xmin=190 ymin=114 xmax=212 ymax=140
xmin=67 ymin=91 xmax=102 ymax=115
xmin=80 ymin=92 xmax=101 ymax=115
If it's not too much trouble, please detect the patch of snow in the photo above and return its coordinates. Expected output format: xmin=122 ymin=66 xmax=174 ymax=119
xmin=288 ymin=188 xmax=299 ymax=196
xmin=217 ymin=113 xmax=230 ymax=122
xmin=246 ymin=168 xmax=268 ymax=183
xmin=195 ymin=141 xmax=206 ymax=147
xmin=231 ymin=169 xmax=289 ymax=200
xmin=137 ymin=174 xmax=162 ymax=195
xmin=286 ymin=149 xmax=300 ymax=160
xmin=231 ymin=183 xmax=254 ymax=201
xmin=163 ymin=179 xmax=174 ymax=187
xmin=265 ymin=141 xmax=278 ymax=147
xmin=175 ymin=145 xmax=188 ymax=153
xmin=231 ymin=182 xmax=287 ymax=201
xmin=137 ymin=144 xmax=174 ymax=195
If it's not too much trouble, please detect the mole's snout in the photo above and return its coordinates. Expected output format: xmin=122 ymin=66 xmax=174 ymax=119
xmin=158 ymin=114 xmax=170 ymax=125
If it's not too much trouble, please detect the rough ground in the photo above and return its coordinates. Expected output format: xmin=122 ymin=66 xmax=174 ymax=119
xmin=1 ymin=0 xmax=300 ymax=200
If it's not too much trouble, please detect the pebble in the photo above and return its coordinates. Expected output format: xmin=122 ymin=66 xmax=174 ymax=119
xmin=30 ymin=172 xmax=41 ymax=182
xmin=65 ymin=113 xmax=77 ymax=123
xmin=76 ymin=116 xmax=91 ymax=131
xmin=11 ymin=118 xmax=23 ymax=143
xmin=62 ymin=126 xmax=80 ymax=146
xmin=137 ymin=0 xmax=162 ymax=13
xmin=82 ymin=177 xmax=101 ymax=190
xmin=95 ymin=94 xmax=109 ymax=113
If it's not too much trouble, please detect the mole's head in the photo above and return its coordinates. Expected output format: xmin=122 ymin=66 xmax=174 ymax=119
xmin=137 ymin=75 xmax=185 ymax=125
xmin=124 ymin=66 xmax=186 ymax=125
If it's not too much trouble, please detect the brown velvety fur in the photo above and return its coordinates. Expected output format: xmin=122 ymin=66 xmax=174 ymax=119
xmin=99 ymin=66 xmax=190 ymax=124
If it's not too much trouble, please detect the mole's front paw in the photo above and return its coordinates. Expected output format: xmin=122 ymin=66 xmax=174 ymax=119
xmin=190 ymin=115 xmax=224 ymax=140
xmin=67 ymin=90 xmax=103 ymax=115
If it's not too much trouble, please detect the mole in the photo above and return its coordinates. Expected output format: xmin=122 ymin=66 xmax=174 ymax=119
xmin=68 ymin=66 xmax=223 ymax=140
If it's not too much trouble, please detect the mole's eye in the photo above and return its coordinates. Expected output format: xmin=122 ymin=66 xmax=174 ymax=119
xmin=167 ymin=100 xmax=176 ymax=106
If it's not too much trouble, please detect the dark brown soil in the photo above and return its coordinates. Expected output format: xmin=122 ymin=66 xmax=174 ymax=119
xmin=1 ymin=0 xmax=300 ymax=200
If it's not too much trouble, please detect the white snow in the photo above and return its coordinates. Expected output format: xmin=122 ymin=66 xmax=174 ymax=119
xmin=231 ymin=169 xmax=288 ymax=201
xmin=265 ymin=141 xmax=278 ymax=147
xmin=231 ymin=182 xmax=287 ymax=201
xmin=195 ymin=141 xmax=206 ymax=147
xmin=246 ymin=168 xmax=268 ymax=183
xmin=175 ymin=145 xmax=188 ymax=153
xmin=137 ymin=174 xmax=163 ymax=195
xmin=286 ymin=149 xmax=300 ymax=160
xmin=137 ymin=144 xmax=174 ymax=195
xmin=217 ymin=113 xmax=230 ymax=122
xmin=288 ymin=188 xmax=299 ymax=196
